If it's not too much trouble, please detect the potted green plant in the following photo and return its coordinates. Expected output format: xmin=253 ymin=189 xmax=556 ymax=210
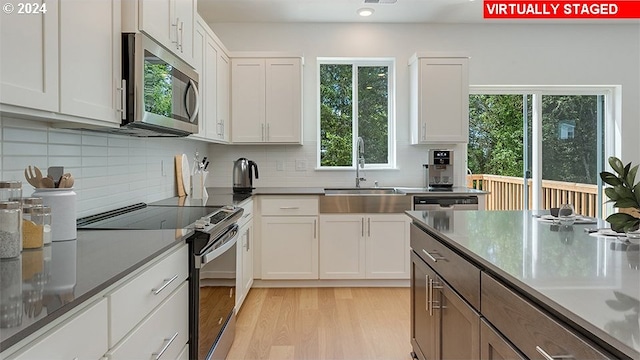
xmin=600 ymin=156 xmax=640 ymax=233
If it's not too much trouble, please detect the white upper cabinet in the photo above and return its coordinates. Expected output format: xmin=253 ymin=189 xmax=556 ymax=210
xmin=231 ymin=56 xmax=302 ymax=144
xmin=192 ymin=19 xmax=206 ymax=138
xmin=216 ymin=51 xmax=230 ymax=142
xmin=59 ymin=0 xmax=122 ymax=123
xmin=1 ymin=0 xmax=59 ymax=112
xmin=189 ymin=15 xmax=229 ymax=143
xmin=1 ymin=0 xmax=122 ymax=125
xmin=409 ymin=53 xmax=470 ymax=144
xmin=264 ymin=59 xmax=302 ymax=143
xmin=125 ymin=0 xmax=195 ymax=66
xmin=231 ymin=58 xmax=266 ymax=143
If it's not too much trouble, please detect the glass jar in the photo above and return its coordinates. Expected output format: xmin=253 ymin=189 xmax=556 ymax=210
xmin=0 ymin=201 xmax=22 ymax=259
xmin=21 ymin=197 xmax=43 ymax=207
xmin=22 ymin=205 xmax=45 ymax=249
xmin=34 ymin=206 xmax=52 ymax=245
xmin=0 ymin=181 xmax=22 ymax=202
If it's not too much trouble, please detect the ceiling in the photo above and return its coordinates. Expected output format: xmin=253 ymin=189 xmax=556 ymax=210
xmin=197 ymin=0 xmax=487 ymax=24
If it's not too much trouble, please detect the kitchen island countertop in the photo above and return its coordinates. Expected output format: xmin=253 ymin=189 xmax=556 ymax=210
xmin=406 ymin=210 xmax=640 ymax=359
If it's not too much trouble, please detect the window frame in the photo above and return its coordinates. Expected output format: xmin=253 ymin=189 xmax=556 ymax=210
xmin=316 ymin=57 xmax=396 ymax=170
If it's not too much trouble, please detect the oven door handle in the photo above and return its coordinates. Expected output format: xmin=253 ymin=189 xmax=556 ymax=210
xmin=199 ymin=224 xmax=239 ymax=268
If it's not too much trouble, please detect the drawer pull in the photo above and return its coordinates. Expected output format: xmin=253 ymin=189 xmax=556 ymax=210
xmin=152 ymin=274 xmax=179 ymax=295
xmin=153 ymin=332 xmax=179 ymax=360
xmin=279 ymin=206 xmax=300 ymax=209
xmin=422 ymin=249 xmax=446 ymax=263
xmin=535 ymin=346 xmax=574 ymax=360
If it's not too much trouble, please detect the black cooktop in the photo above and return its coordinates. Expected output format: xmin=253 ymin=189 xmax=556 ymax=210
xmin=77 ymin=203 xmax=223 ymax=230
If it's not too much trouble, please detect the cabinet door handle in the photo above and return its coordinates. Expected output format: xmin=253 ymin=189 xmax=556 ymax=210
xmin=361 ymin=218 xmax=365 ymax=237
xmin=425 ymin=274 xmax=430 ymax=314
xmin=179 ymin=21 xmax=184 ymax=51
xmin=422 ymin=123 xmax=426 ymax=141
xmin=535 ymin=346 xmax=574 ymax=360
xmin=117 ymin=79 xmax=126 ymax=120
xmin=261 ymin=123 xmax=265 ymax=141
xmin=246 ymin=228 xmax=250 ymax=251
xmin=153 ymin=332 xmax=179 ymax=360
xmin=266 ymin=123 xmax=270 ymax=141
xmin=428 ymin=276 xmax=434 ymax=316
xmin=367 ymin=218 xmax=371 ymax=237
xmin=313 ymin=219 xmax=317 ymax=239
xmin=151 ymin=274 xmax=179 ymax=295
xmin=171 ymin=18 xmax=179 ymax=45
xmin=428 ymin=277 xmax=443 ymax=315
xmin=279 ymin=206 xmax=300 ymax=210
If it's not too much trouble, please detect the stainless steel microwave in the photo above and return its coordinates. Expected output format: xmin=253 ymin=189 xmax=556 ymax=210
xmin=120 ymin=33 xmax=199 ymax=137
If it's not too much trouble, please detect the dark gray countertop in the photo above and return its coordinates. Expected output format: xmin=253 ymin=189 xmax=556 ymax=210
xmin=198 ymin=186 xmax=487 ymax=197
xmin=406 ymin=210 xmax=640 ymax=359
xmin=0 ymin=229 xmax=190 ymax=352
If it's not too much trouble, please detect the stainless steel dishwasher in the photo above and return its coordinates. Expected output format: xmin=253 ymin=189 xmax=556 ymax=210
xmin=413 ymin=195 xmax=479 ymax=211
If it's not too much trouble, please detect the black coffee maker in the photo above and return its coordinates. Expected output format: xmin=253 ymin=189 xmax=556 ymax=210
xmin=232 ymin=158 xmax=259 ymax=193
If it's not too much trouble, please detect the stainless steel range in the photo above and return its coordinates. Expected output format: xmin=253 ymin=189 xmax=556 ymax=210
xmin=77 ymin=202 xmax=243 ymax=360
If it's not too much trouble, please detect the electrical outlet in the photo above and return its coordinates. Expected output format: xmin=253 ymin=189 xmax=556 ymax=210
xmin=295 ymin=159 xmax=307 ymax=171
xmin=276 ymin=160 xmax=285 ymax=171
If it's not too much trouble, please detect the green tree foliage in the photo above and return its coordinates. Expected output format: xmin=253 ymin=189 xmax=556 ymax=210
xmin=469 ymin=94 xmax=599 ymax=185
xmin=320 ymin=64 xmax=352 ymax=166
xmin=358 ymin=66 xmax=389 ymax=164
xmin=144 ymin=63 xmax=173 ymax=117
xmin=468 ymin=95 xmax=524 ymax=177
xmin=320 ymin=64 xmax=389 ymax=167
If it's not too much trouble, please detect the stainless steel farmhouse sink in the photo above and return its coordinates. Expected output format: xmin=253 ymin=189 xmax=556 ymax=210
xmin=323 ymin=187 xmax=405 ymax=196
xmin=321 ymin=187 xmax=411 ymax=213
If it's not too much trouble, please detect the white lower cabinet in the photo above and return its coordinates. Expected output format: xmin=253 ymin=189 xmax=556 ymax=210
xmin=176 ymin=343 xmax=190 ymax=360
xmin=319 ymin=214 xmax=410 ymax=280
xmin=236 ymin=200 xmax=254 ymax=311
xmin=319 ymin=215 xmax=366 ymax=279
xmin=107 ymin=282 xmax=188 ymax=360
xmin=259 ymin=196 xmax=319 ymax=280
xmin=261 ymin=216 xmax=318 ymax=279
xmin=108 ymin=244 xmax=189 ymax=346
xmin=9 ymin=298 xmax=108 ymax=360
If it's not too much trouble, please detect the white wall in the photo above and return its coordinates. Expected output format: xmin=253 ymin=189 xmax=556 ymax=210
xmin=205 ymin=22 xmax=640 ymax=188
xmin=0 ymin=116 xmax=208 ymax=217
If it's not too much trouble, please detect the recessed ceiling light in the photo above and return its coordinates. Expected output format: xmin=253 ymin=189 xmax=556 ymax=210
xmin=357 ymin=8 xmax=374 ymax=17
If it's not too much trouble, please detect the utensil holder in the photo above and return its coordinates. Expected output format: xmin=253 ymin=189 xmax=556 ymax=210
xmin=192 ymin=172 xmax=208 ymax=200
xmin=31 ymin=188 xmax=76 ymax=241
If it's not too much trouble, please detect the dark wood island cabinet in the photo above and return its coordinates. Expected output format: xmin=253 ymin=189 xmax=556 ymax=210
xmin=407 ymin=210 xmax=640 ymax=360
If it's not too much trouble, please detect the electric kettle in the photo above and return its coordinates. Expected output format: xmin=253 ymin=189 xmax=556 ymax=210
xmin=233 ymin=158 xmax=259 ymax=193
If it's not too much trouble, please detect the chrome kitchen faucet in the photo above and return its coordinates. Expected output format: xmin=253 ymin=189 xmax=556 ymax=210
xmin=356 ymin=136 xmax=366 ymax=187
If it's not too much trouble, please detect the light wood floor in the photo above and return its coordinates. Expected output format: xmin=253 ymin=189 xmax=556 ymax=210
xmin=227 ymin=287 xmax=412 ymax=360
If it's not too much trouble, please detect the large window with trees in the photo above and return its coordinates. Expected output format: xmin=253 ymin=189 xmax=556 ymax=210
xmin=318 ymin=59 xmax=395 ymax=168
xmin=468 ymin=87 xmax=614 ymax=217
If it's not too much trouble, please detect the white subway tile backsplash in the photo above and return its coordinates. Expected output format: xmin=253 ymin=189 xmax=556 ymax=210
xmin=49 ymin=130 xmax=82 ymax=145
xmin=1 ymin=116 xmax=204 ymax=217
xmin=48 ymin=144 xmax=82 ymax=157
xmin=3 ymin=142 xmax=48 ymax=156
xmin=3 ymin=127 xmax=48 ymax=143
xmin=81 ymin=134 xmax=108 ymax=146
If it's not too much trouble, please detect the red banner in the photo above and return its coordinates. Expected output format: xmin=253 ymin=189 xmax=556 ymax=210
xmin=484 ymin=0 xmax=640 ymax=18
